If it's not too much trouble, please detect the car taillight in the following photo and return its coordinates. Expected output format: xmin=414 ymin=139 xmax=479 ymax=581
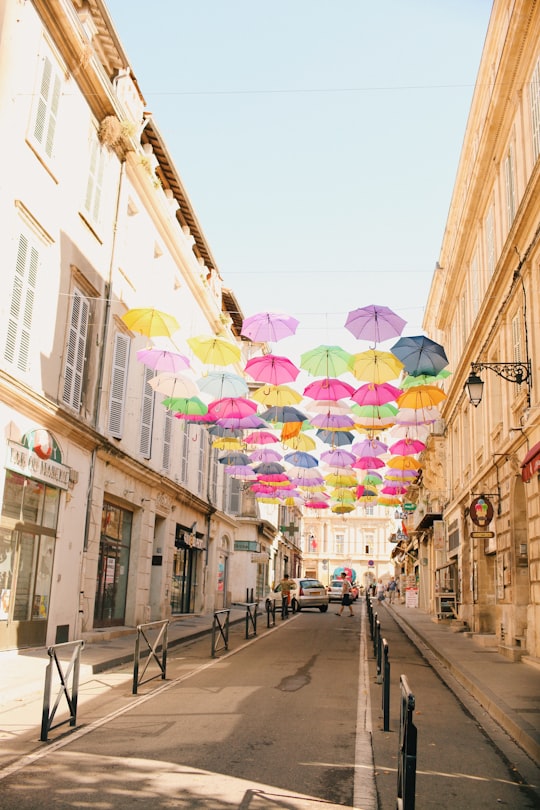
xmin=299 ymin=585 xmax=304 ymax=595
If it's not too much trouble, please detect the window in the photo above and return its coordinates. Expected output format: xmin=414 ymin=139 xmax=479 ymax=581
xmin=504 ymin=143 xmax=516 ymax=229
xmin=335 ymin=533 xmax=344 ymax=554
xmin=108 ymin=333 xmax=130 ymax=438
xmin=139 ymin=365 xmax=154 ymax=458
xmin=470 ymin=250 xmax=480 ymax=318
xmin=485 ymin=203 xmax=495 ymax=277
xmin=180 ymin=421 xmax=190 ymax=483
xmin=5 ymin=234 xmax=39 ymax=372
xmin=210 ymin=447 xmax=219 ymax=504
xmin=84 ymin=130 xmax=106 ymax=224
xmin=62 ymin=288 xmax=89 ymax=411
xmin=227 ymin=477 xmax=241 ymax=515
xmin=511 ymin=313 xmax=523 ymax=363
xmin=162 ymin=410 xmax=172 ymax=471
xmin=32 ymin=53 xmax=62 ymax=159
xmin=531 ymin=57 xmax=540 ymax=162
xmin=197 ymin=429 xmax=206 ymax=495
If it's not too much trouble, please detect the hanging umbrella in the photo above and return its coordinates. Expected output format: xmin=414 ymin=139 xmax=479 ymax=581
xmin=396 ymin=385 xmax=447 ymax=410
xmin=188 ymin=335 xmax=241 ymax=366
xmin=162 ymin=396 xmax=208 ymax=416
xmin=351 ymin=349 xmax=404 ymax=383
xmin=351 ymin=456 xmax=386 ymax=470
xmin=389 ymin=424 xmax=430 ymax=441
xmin=248 ymin=448 xmax=283 ymax=463
xmin=400 ymin=370 xmax=452 ymax=388
xmin=329 ymin=487 xmax=356 ymax=502
xmin=316 ymin=429 xmax=355 ymax=447
xmin=325 ymin=472 xmax=358 ymax=487
xmin=208 ymin=425 xmax=242 ymax=438
xmin=332 ymin=504 xmax=355 ymax=514
xmin=305 ymin=499 xmax=330 ymax=509
xmin=253 ymin=462 xmax=286 ymax=475
xmin=361 ymin=472 xmax=384 ymax=486
xmin=255 ymin=474 xmax=291 ymax=486
xmin=207 ymin=397 xmax=258 ymax=420
xmin=300 ymin=345 xmax=353 ymax=377
xmin=212 ymin=437 xmax=245 ymax=450
xmin=121 ymin=308 xmax=180 ymax=338
xmin=286 ymin=466 xmax=324 ymax=481
xmin=388 ymin=438 xmax=426 ymax=455
xmin=394 ymin=406 xmax=441 ymax=426
xmin=320 ymin=448 xmax=357 ymax=467
xmin=387 ymin=456 xmax=422 ymax=471
xmin=217 ymin=414 xmax=268 ymax=430
xmin=283 ymin=451 xmax=319 ymax=468
xmin=381 ymin=484 xmax=410 ymax=496
xmin=261 ymin=405 xmax=307 ymax=423
xmin=345 ymin=304 xmax=406 ymax=343
xmin=251 ymin=384 xmax=303 ymax=407
xmin=351 ymin=403 xmax=398 ymax=418
xmin=352 ymin=382 xmax=402 ymax=407
xmin=304 ymin=399 xmax=352 ymax=416
xmin=390 ymin=335 xmax=449 ymax=377
xmin=384 ymin=468 xmax=419 ymax=480
xmin=244 ymin=354 xmax=300 ymax=385
xmin=309 ymin=413 xmax=356 ymax=431
xmin=197 ymin=371 xmax=249 ymax=399
xmin=148 ymin=372 xmax=199 ymax=399
xmin=351 ymin=438 xmax=388 ymax=457
xmin=303 ymin=378 xmax=355 ymax=401
xmin=240 ymin=311 xmax=299 ymax=342
xmin=283 ymin=433 xmax=317 ymax=451
xmin=218 ymin=451 xmax=251 ymax=466
xmin=136 ymin=348 xmax=190 ymax=373
xmin=225 ymin=465 xmax=258 ymax=480
xmin=243 ymin=430 xmax=280 ymax=445
xmin=378 ymin=496 xmax=403 ymax=506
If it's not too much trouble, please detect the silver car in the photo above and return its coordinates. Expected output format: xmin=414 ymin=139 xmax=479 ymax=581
xmin=274 ymin=577 xmax=329 ymax=612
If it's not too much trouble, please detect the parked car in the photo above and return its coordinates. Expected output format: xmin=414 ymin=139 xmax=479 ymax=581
xmin=327 ymin=579 xmax=359 ymax=602
xmin=273 ymin=577 xmax=329 ymax=612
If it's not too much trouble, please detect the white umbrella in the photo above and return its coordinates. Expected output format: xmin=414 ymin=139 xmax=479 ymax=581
xmin=148 ymin=372 xmax=200 ymax=399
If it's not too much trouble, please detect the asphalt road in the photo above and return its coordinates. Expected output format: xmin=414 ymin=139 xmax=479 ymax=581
xmin=0 ymin=602 xmax=538 ymax=809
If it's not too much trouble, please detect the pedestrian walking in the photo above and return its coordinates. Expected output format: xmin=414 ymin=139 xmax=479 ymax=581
xmin=376 ymin=578 xmax=386 ymax=602
xmin=337 ymin=572 xmax=354 ymax=616
xmin=387 ymin=577 xmax=397 ymax=604
xmin=280 ymin=573 xmax=292 ymax=618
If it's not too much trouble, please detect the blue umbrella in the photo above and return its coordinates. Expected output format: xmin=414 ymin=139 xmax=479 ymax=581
xmin=390 ymin=335 xmax=449 ymax=377
xmin=283 ymin=451 xmax=319 ymax=468
xmin=316 ymin=429 xmax=354 ymax=446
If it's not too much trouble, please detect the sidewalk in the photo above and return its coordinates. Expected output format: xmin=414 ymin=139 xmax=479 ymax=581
xmin=382 ymin=599 xmax=540 ymax=767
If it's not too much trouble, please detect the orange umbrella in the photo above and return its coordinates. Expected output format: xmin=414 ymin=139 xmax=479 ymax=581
xmin=396 ymin=385 xmax=447 ymax=410
xmin=387 ymin=456 xmax=423 ymax=471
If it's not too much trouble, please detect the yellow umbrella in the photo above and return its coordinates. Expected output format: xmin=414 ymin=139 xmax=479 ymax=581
xmin=352 ymin=349 xmax=404 ymax=383
xmin=212 ymin=437 xmax=244 ymax=450
xmin=283 ymin=433 xmax=317 ymax=451
xmin=396 ymin=385 xmax=447 ymax=410
xmin=188 ymin=335 xmax=241 ymax=366
xmin=251 ymin=384 xmax=303 ymax=407
xmin=387 ymin=456 xmax=423 ymax=471
xmin=332 ymin=504 xmax=355 ymax=513
xmin=325 ymin=473 xmax=357 ymax=487
xmin=121 ymin=307 xmax=180 ymax=338
xmin=330 ymin=487 xmax=356 ymax=502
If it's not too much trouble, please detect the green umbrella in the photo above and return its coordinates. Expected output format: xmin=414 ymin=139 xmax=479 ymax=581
xmin=400 ymin=370 xmax=451 ymax=388
xmin=300 ymin=345 xmax=353 ymax=377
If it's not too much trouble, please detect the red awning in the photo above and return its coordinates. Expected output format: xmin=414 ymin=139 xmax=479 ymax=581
xmin=521 ymin=442 xmax=540 ymax=482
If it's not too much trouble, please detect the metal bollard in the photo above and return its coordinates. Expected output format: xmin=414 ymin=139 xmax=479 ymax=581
xmin=382 ymin=639 xmax=390 ymax=731
xmin=397 ymin=674 xmax=417 ymax=810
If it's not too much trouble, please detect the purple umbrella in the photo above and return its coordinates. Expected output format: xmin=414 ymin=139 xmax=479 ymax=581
xmin=241 ymin=311 xmax=299 ymax=343
xmin=351 ymin=438 xmax=388 ymax=457
xmin=310 ymin=413 xmax=356 ymax=430
xmin=136 ymin=348 xmax=191 ymax=373
xmin=345 ymin=304 xmax=407 ymax=344
xmin=248 ymin=448 xmax=283 ymax=463
xmin=217 ymin=414 xmax=268 ymax=429
xmin=320 ymin=448 xmax=357 ymax=467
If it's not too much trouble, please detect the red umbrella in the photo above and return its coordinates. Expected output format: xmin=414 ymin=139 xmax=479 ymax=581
xmin=241 ymin=311 xmax=299 ymax=343
xmin=245 ymin=354 xmax=300 ymax=385
xmin=388 ymin=438 xmax=426 ymax=455
xmin=303 ymin=378 xmax=355 ymax=401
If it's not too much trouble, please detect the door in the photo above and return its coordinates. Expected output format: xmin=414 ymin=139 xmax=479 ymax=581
xmin=94 ymin=502 xmax=132 ymax=627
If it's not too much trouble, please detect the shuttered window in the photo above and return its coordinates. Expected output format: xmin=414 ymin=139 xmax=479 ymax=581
xmin=227 ymin=477 xmax=241 ymax=515
xmin=531 ymin=57 xmax=540 ymax=162
xmin=197 ymin=429 xmax=206 ymax=495
xmin=162 ymin=410 xmax=173 ymax=471
xmin=180 ymin=422 xmax=190 ymax=482
xmin=84 ymin=132 xmax=105 ymax=223
xmin=139 ymin=365 xmax=154 ymax=458
xmin=62 ymin=288 xmax=89 ymax=411
xmin=504 ymin=144 xmax=516 ymax=229
xmin=33 ymin=55 xmax=61 ymax=159
xmin=4 ymin=234 xmax=39 ymax=372
xmin=108 ymin=333 xmax=130 ymax=438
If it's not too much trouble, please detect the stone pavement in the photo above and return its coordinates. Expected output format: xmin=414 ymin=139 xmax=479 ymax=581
xmin=1 ymin=600 xmax=539 ymax=772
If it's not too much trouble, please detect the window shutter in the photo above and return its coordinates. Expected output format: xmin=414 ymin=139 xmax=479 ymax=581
xmin=139 ymin=365 xmax=154 ymax=458
xmin=62 ymin=288 xmax=89 ymax=411
xmin=181 ymin=422 xmax=190 ymax=482
xmin=531 ymin=58 xmax=540 ymax=162
xmin=197 ymin=429 xmax=206 ymax=495
xmin=85 ymin=134 xmax=105 ymax=222
xmin=108 ymin=333 xmax=130 ymax=438
xmin=162 ymin=410 xmax=172 ymax=470
xmin=34 ymin=56 xmax=61 ymax=158
xmin=228 ymin=477 xmax=240 ymax=515
xmin=5 ymin=234 xmax=39 ymax=372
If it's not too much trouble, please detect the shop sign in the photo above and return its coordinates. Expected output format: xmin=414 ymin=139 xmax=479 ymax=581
xmin=469 ymin=496 xmax=494 ymax=527
xmin=6 ymin=440 xmax=70 ymax=490
xmin=251 ymin=552 xmax=269 ymax=563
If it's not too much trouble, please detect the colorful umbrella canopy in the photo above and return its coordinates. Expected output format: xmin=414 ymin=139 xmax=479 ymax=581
xmin=162 ymin=396 xmax=208 ymax=416
xmin=188 ymin=335 xmax=241 ymax=366
xmin=212 ymin=437 xmax=245 ymax=450
xmin=387 ymin=456 xmax=422 ymax=471
xmin=396 ymin=385 xmax=447 ymax=410
xmin=251 ymin=384 xmax=303 ymax=407
xmin=225 ymin=465 xmax=258 ymax=480
xmin=394 ymin=406 xmax=441 ymax=425
xmin=283 ymin=451 xmax=319 ymax=468
xmin=304 ymin=499 xmax=330 ymax=509
xmin=361 ymin=472 xmax=384 ymax=486
xmin=351 ymin=349 xmax=404 ymax=383
xmin=303 ymin=378 xmax=355 ymax=401
xmin=352 ymin=456 xmax=386 ymax=470
xmin=245 ymin=354 xmax=300 ymax=385
xmin=325 ymin=473 xmax=357 ymax=487
xmin=261 ymin=405 xmax=307 ymax=423
xmin=243 ymin=430 xmax=279 ymax=445
xmin=351 ymin=403 xmax=398 ymax=418
xmin=352 ymin=438 xmax=388 ymax=457
xmin=196 ymin=371 xmax=249 ymax=398
xmin=400 ymin=370 xmax=451 ymax=388
xmin=332 ymin=504 xmax=355 ymax=514
xmin=320 ymin=448 xmax=357 ymax=467
xmin=300 ymin=345 xmax=353 ymax=377
xmin=390 ymin=335 xmax=449 ymax=377
xmin=309 ymin=413 xmax=355 ymax=431
xmin=148 ymin=372 xmax=199 ymax=399
xmin=240 ymin=311 xmax=299 ymax=342
xmin=329 ymin=487 xmax=356 ymax=502
xmin=304 ymin=399 xmax=352 ymax=415
xmin=136 ymin=348 xmax=190 ymax=373
xmin=287 ymin=466 xmax=324 ymax=481
xmin=253 ymin=462 xmax=286 ymax=475
xmin=345 ymin=304 xmax=406 ymax=343
xmin=121 ymin=307 xmax=180 ymax=338
xmin=316 ymin=429 xmax=354 ymax=446
xmin=207 ymin=397 xmax=258 ymax=420
xmin=218 ymin=451 xmax=251 ymax=466
xmin=248 ymin=448 xmax=283 ymax=463
xmin=389 ymin=424 xmax=430 ymax=441
xmin=352 ymin=382 xmax=402 ymax=407
xmin=216 ymin=414 xmax=268 ymax=430
xmin=388 ymin=438 xmax=426 ymax=455
xmin=283 ymin=433 xmax=317 ymax=451
xmin=208 ymin=425 xmax=242 ymax=438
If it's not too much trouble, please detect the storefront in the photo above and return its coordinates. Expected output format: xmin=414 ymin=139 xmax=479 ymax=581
xmin=94 ymin=501 xmax=133 ymax=627
xmin=171 ymin=522 xmax=205 ymax=614
xmin=0 ymin=433 xmax=69 ymax=650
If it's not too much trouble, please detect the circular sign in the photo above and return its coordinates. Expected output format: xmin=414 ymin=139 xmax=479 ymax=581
xmin=368 ymin=560 xmax=374 ymax=567
xmin=469 ymin=496 xmax=494 ymax=527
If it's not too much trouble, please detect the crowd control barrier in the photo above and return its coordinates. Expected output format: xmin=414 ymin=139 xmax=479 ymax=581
xmin=211 ymin=609 xmax=230 ymax=657
xmin=133 ymin=619 xmax=169 ymax=695
xmin=41 ymin=639 xmax=84 ymax=741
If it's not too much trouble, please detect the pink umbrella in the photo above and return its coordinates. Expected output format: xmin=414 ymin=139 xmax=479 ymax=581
xmin=351 ymin=456 xmax=386 ymax=470
xmin=388 ymin=438 xmax=426 ymax=455
xmin=243 ymin=430 xmax=279 ymax=445
xmin=351 ymin=438 xmax=388 ymax=456
xmin=225 ymin=465 xmax=258 ymax=480
xmin=310 ymin=413 xmax=356 ymax=431
xmin=248 ymin=448 xmax=283 ymax=463
xmin=208 ymin=397 xmax=258 ymax=420
xmin=216 ymin=414 xmax=268 ymax=429
xmin=303 ymin=378 xmax=355 ymax=401
xmin=345 ymin=304 xmax=407 ymax=343
xmin=320 ymin=448 xmax=357 ymax=467
xmin=352 ymin=382 xmax=402 ymax=407
xmin=136 ymin=348 xmax=191 ymax=373
xmin=256 ymin=473 xmax=291 ymax=484
xmin=245 ymin=354 xmax=300 ymax=385
xmin=381 ymin=484 xmax=410 ymax=495
xmin=304 ymin=500 xmax=330 ymax=509
xmin=251 ymin=483 xmax=278 ymax=495
xmin=304 ymin=399 xmax=352 ymax=415
xmin=241 ymin=311 xmax=299 ymax=343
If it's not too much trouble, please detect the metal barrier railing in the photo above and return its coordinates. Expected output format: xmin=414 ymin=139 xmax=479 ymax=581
xmin=243 ymin=602 xmax=258 ymax=639
xmin=376 ymin=619 xmax=383 ymax=684
xmin=397 ymin=674 xmax=417 ymax=810
xmin=382 ymin=638 xmax=390 ymax=731
xmin=211 ymin=609 xmax=230 ymax=657
xmin=41 ymin=639 xmax=84 ymax=741
xmin=133 ymin=619 xmax=169 ymax=695
xmin=373 ymin=613 xmax=380 ymax=659
xmin=265 ymin=597 xmax=276 ymax=627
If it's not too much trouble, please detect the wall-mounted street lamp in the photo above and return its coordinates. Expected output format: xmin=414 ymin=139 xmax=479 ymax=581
xmin=465 ymin=361 xmax=531 ymax=408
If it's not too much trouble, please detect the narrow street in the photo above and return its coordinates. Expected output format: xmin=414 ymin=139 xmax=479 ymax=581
xmin=0 ymin=601 xmax=538 ymax=809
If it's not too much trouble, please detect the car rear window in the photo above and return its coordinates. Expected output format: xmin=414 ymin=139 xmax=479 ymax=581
xmin=300 ymin=579 xmax=324 ymax=588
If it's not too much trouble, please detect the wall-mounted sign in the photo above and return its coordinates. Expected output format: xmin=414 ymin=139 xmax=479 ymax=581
xmin=6 ymin=440 xmax=70 ymax=490
xmin=469 ymin=496 xmax=494 ymax=527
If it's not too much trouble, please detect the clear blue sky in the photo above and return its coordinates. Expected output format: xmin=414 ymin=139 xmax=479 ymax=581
xmin=106 ymin=0 xmax=493 ymax=362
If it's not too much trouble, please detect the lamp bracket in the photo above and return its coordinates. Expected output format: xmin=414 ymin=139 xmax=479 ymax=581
xmin=471 ymin=360 xmax=531 ymax=385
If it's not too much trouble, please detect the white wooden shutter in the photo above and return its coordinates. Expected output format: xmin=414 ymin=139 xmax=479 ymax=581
xmin=5 ymin=234 xmax=39 ymax=372
xmin=34 ymin=56 xmax=61 ymax=158
xmin=139 ymin=365 xmax=154 ymax=457
xmin=85 ymin=134 xmax=105 ymax=222
xmin=162 ymin=410 xmax=173 ymax=471
xmin=181 ymin=422 xmax=190 ymax=482
xmin=62 ymin=288 xmax=89 ymax=411
xmin=197 ymin=428 xmax=206 ymax=495
xmin=108 ymin=333 xmax=130 ymax=438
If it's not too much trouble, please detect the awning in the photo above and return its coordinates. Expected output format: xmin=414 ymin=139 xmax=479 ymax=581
xmin=521 ymin=441 xmax=540 ymax=482
xmin=414 ymin=512 xmax=442 ymax=531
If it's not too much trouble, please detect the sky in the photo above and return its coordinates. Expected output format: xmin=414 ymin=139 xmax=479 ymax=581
xmin=106 ymin=0 xmax=493 ymax=365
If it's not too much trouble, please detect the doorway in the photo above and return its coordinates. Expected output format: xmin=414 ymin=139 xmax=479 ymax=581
xmin=94 ymin=502 xmax=132 ymax=627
